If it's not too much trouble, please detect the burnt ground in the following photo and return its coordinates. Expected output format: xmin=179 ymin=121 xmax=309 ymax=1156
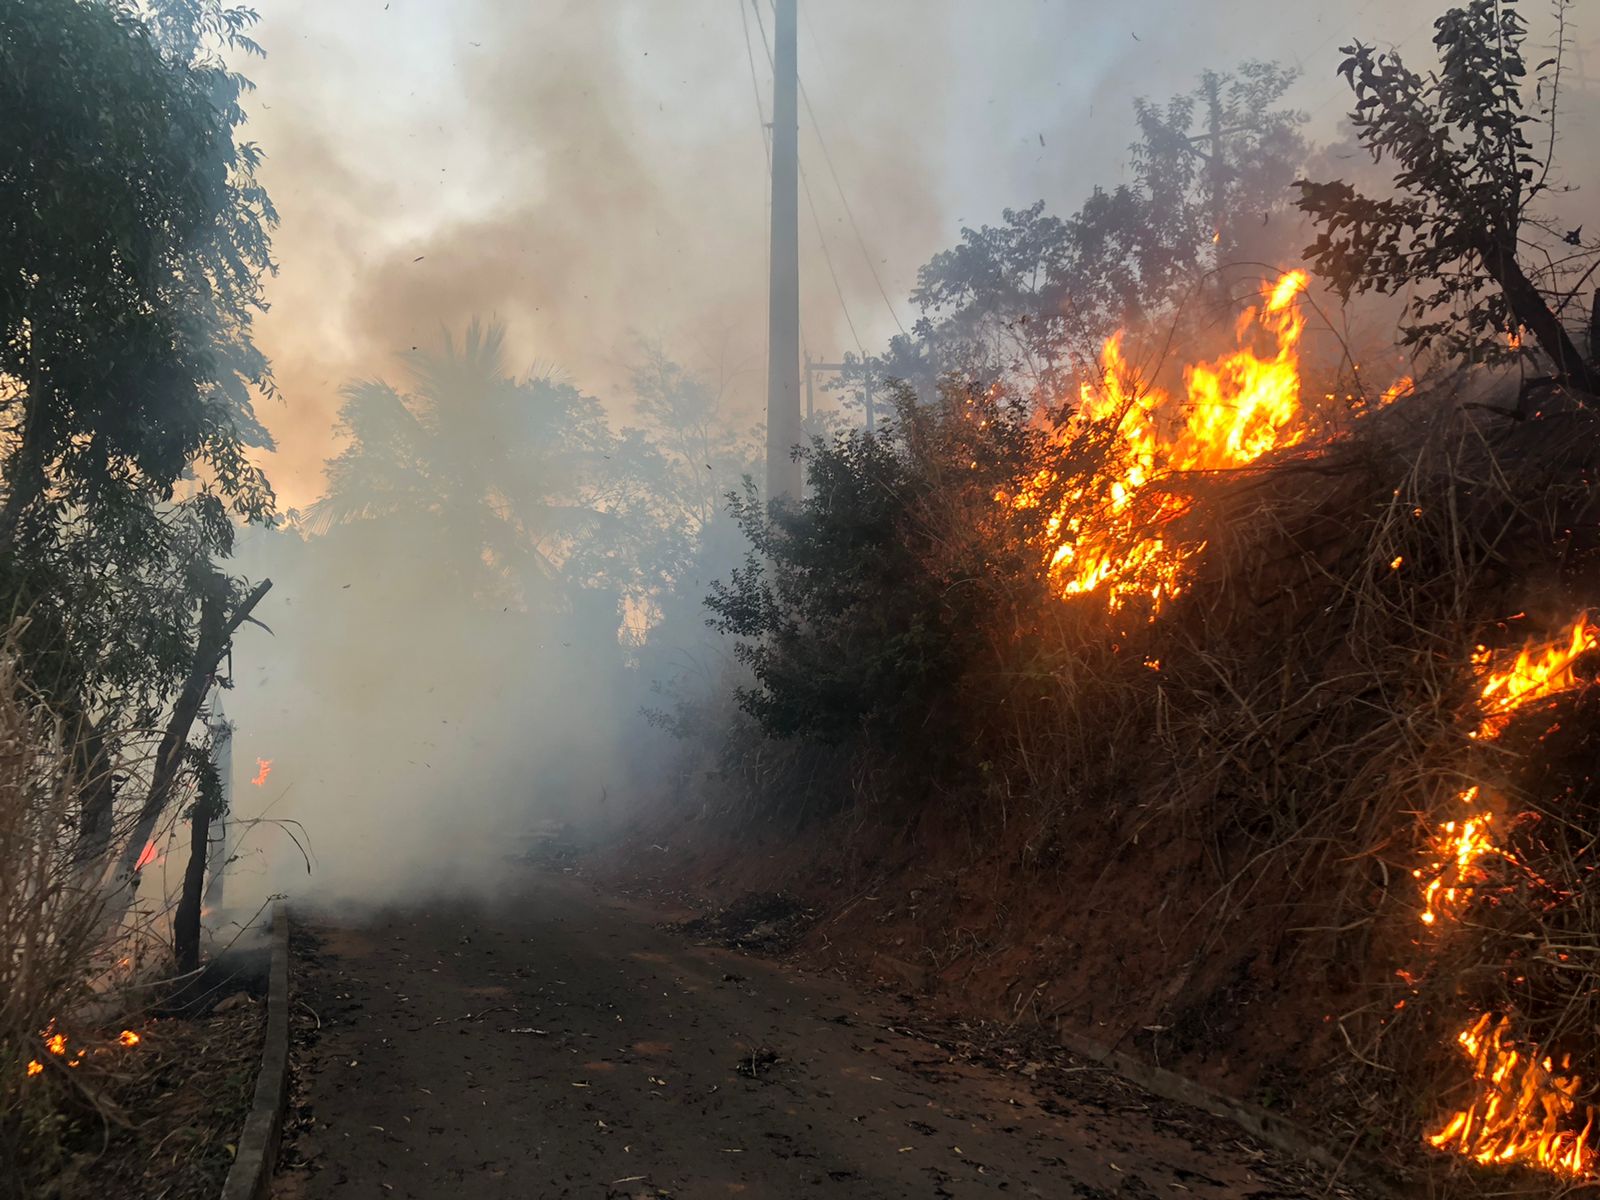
xmin=273 ymin=872 xmax=1376 ymax=1200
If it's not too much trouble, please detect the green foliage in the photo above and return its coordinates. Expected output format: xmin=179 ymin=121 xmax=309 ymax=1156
xmin=1297 ymin=0 xmax=1598 ymax=388
xmin=706 ymin=385 xmax=1044 ymax=751
xmin=0 ymin=0 xmax=276 ymax=535
xmin=0 ymin=0 xmax=278 ymax=729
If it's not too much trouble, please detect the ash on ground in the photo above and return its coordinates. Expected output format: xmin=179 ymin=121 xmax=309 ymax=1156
xmin=672 ymin=891 xmax=816 ymax=952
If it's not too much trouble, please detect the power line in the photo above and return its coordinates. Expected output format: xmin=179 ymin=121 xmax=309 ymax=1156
xmin=791 ymin=0 xmax=907 ymax=336
xmin=738 ymin=0 xmax=771 ymax=173
xmin=797 ymin=77 xmax=908 ymax=337
xmin=752 ymin=0 xmax=902 ymax=350
xmin=755 ymin=0 xmax=857 ymax=360
xmin=801 ymin=158 xmax=866 ymax=356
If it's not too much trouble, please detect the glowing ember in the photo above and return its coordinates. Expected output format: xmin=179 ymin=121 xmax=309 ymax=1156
xmin=1426 ymin=1014 xmax=1596 ymax=1177
xmin=1008 ymin=270 xmax=1332 ymax=610
xmin=118 ymin=1030 xmax=140 ymax=1047
xmin=251 ymin=756 xmax=273 ymax=786
xmin=45 ymin=1033 xmax=66 ymax=1056
xmin=1476 ymin=617 xmax=1598 ymax=738
xmin=1414 ymin=791 xmax=1511 ymax=927
xmin=25 ymin=1060 xmax=42 ymax=1077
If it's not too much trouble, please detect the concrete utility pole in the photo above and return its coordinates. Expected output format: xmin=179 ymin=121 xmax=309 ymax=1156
xmin=765 ymin=0 xmax=802 ymax=502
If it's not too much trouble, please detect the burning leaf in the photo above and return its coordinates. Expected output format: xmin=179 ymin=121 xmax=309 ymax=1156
xmin=251 ymin=757 xmax=273 ymax=786
xmin=118 ymin=1030 xmax=140 ymax=1047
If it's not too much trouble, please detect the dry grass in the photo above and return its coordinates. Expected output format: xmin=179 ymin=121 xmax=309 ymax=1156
xmin=667 ymin=372 xmax=1600 ymax=1193
xmin=978 ymin=391 xmax=1600 ymax=1191
xmin=0 ymin=639 xmax=162 ymax=1194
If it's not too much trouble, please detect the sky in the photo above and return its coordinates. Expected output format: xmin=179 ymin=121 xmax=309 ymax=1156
xmin=237 ymin=0 xmax=1600 ymax=508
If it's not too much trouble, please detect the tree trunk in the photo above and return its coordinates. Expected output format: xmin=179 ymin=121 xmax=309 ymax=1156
xmin=0 ymin=377 xmax=52 ymax=558
xmin=1589 ymin=289 xmax=1600 ymax=367
xmin=109 ymin=576 xmax=271 ymax=896
xmin=1478 ymin=237 xmax=1600 ymax=398
xmin=72 ymin=706 xmax=118 ymax=866
xmin=172 ymin=797 xmax=212 ymax=975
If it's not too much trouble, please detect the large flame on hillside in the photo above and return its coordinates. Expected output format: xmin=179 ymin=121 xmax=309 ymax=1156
xmin=1008 ymin=270 xmax=1318 ymax=610
xmin=1419 ymin=616 xmax=1600 ymax=1178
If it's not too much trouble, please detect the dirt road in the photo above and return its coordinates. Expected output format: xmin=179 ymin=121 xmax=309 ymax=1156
xmin=273 ymin=874 xmax=1365 ymax=1199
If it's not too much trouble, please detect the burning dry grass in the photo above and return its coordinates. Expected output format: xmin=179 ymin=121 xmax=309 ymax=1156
xmin=676 ymin=269 xmax=1600 ymax=1193
xmin=986 ymin=391 xmax=1600 ymax=1191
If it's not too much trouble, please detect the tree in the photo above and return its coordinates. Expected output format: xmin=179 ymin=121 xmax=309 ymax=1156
xmin=0 ymin=0 xmax=276 ymax=554
xmin=1296 ymin=0 xmax=1599 ymax=396
xmin=307 ymin=320 xmax=665 ymax=610
xmin=628 ymin=341 xmax=757 ymax=538
xmin=0 ymin=0 xmax=280 ymax=939
xmin=0 ymin=0 xmax=277 ymax=715
xmin=890 ymin=63 xmax=1308 ymax=402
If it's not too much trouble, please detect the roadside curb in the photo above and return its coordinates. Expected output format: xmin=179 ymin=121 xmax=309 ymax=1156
xmin=221 ymin=900 xmax=290 ymax=1200
xmin=1048 ymin=1029 xmax=1407 ymax=1199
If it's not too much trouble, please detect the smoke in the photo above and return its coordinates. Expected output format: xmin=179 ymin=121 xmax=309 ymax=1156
xmin=213 ymin=0 xmax=1600 ymax=909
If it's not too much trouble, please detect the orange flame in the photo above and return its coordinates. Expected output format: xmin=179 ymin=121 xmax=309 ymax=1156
xmin=1420 ymin=616 xmax=1600 ymax=1177
xmin=25 ymin=1060 xmax=42 ymax=1077
xmin=1009 ymin=270 xmax=1328 ymax=610
xmin=1379 ymin=376 xmax=1415 ymax=405
xmin=1427 ymin=1014 xmax=1596 ymax=1177
xmin=134 ymin=840 xmax=159 ymax=871
xmin=1414 ymin=789 xmax=1512 ymax=927
xmin=1475 ymin=617 xmax=1598 ymax=738
xmin=45 ymin=1033 xmax=66 ymax=1057
xmin=118 ymin=1030 xmax=140 ymax=1048
xmin=251 ymin=757 xmax=272 ymax=786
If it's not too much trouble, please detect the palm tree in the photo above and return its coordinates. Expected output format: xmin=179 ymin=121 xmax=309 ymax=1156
xmin=304 ymin=320 xmax=624 ymax=610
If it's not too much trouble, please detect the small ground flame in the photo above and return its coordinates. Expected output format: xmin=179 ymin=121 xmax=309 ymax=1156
xmin=1415 ymin=791 xmax=1510 ymax=927
xmin=1417 ymin=616 xmax=1600 ymax=1177
xmin=118 ymin=1030 xmax=140 ymax=1047
xmin=251 ymin=756 xmax=273 ymax=786
xmin=1475 ymin=617 xmax=1599 ymax=738
xmin=1426 ymin=1014 xmax=1596 ymax=1177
